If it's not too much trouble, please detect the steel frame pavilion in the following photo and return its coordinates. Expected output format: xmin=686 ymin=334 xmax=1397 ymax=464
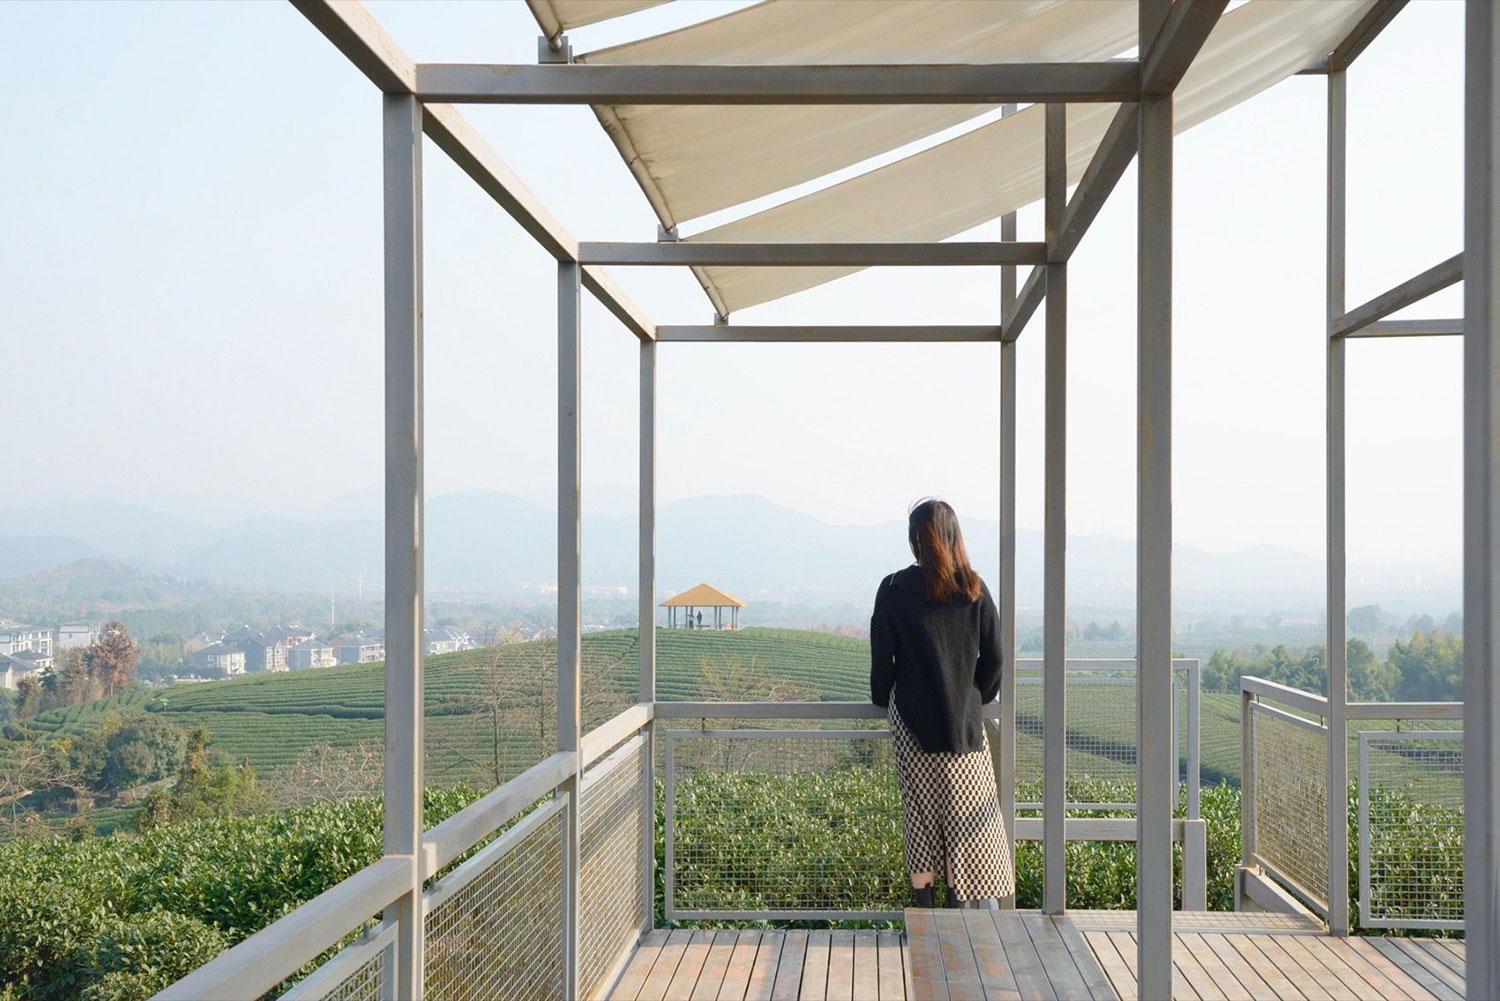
xmin=157 ymin=1 xmax=1500 ymax=999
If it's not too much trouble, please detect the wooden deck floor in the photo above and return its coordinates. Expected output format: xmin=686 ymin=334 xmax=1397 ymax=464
xmin=604 ymin=911 xmax=1466 ymax=1001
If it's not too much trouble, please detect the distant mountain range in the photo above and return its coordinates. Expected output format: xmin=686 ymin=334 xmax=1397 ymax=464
xmin=0 ymin=492 xmax=1459 ymax=615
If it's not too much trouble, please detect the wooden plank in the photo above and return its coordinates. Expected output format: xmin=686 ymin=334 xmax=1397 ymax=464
xmin=1236 ymin=935 xmax=1328 ymax=1001
xmin=907 ymin=910 xmax=950 ymax=1001
xmin=933 ymin=910 xmax=984 ymax=1000
xmin=1177 ymin=933 xmax=1260 ymax=1001
xmin=1305 ymin=936 xmax=1414 ymax=1001
xmin=745 ymin=932 xmax=784 ymax=1001
xmin=1199 ymin=933 xmax=1279 ymax=1001
xmin=993 ymin=911 xmax=1057 ymax=1001
xmin=799 ymin=930 xmax=832 ymax=1001
xmin=877 ymin=929 xmax=907 ymax=1001
xmin=770 ymin=931 xmax=809 ymax=1001
xmin=852 ymin=931 xmax=880 ymax=1001
xmin=717 ymin=931 xmax=762 ymax=1001
xmin=1104 ymin=932 xmax=1195 ymax=1001
xmin=692 ymin=931 xmax=737 ymax=1001
xmin=1297 ymin=936 xmax=1391 ymax=999
xmin=612 ymin=929 xmax=672 ymax=1001
xmin=1399 ymin=940 xmax=1465 ymax=996
xmin=962 ymin=910 xmax=1020 ymax=1001
xmin=1050 ymin=917 xmax=1118 ymax=1001
xmin=667 ymin=931 xmax=718 ymax=1001
xmin=1222 ymin=933 xmax=1309 ymax=1000
xmin=826 ymin=930 xmax=855 ymax=1001
xmin=1411 ymin=938 xmax=1466 ymax=978
xmin=1082 ymin=931 xmax=1136 ymax=1001
xmin=1021 ymin=913 xmax=1092 ymax=1001
xmin=640 ymin=930 xmax=695 ymax=1001
xmin=1370 ymin=940 xmax=1463 ymax=1001
xmin=1323 ymin=936 xmax=1435 ymax=1000
xmin=1169 ymin=934 xmax=1227 ymax=1001
xmin=1272 ymin=934 xmax=1365 ymax=1001
xmin=1435 ymin=940 xmax=1465 ymax=963
xmin=1347 ymin=938 xmax=1444 ymax=999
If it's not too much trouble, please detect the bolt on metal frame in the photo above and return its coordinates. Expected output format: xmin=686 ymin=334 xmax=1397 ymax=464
xmin=154 ymin=1 xmax=1500 ymax=998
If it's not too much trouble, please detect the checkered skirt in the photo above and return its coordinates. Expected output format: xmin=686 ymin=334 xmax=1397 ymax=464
xmin=888 ymin=695 xmax=1015 ymax=901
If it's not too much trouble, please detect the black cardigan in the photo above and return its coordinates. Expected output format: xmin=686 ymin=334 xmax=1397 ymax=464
xmin=869 ymin=564 xmax=1003 ymax=754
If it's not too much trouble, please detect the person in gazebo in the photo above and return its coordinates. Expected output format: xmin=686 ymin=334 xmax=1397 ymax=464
xmin=870 ymin=498 xmax=1011 ymax=910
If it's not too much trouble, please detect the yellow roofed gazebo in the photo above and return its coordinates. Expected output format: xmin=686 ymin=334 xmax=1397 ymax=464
xmin=660 ymin=582 xmax=746 ymax=631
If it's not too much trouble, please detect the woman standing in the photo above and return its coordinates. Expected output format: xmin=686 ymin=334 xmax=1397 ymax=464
xmin=871 ymin=499 xmax=1013 ymax=908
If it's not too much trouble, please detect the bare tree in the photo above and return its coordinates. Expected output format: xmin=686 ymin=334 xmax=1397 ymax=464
xmin=261 ymin=742 xmax=383 ymax=807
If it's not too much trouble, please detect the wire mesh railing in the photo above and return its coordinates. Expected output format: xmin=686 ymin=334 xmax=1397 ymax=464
xmin=1246 ymin=700 xmax=1331 ymax=914
xmin=579 ymin=733 xmax=651 ymax=999
xmin=424 ymin=796 xmax=568 ymax=1001
xmin=1358 ymin=730 xmax=1465 ymax=930
xmin=280 ymin=922 xmax=396 ymax=1001
xmin=1012 ymin=659 xmax=1199 ymax=816
xmin=664 ymin=728 xmax=907 ymax=921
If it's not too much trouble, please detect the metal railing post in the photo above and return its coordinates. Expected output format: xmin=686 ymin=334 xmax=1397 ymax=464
xmin=1137 ymin=0 xmax=1175 ymax=987
xmin=558 ymin=260 xmax=583 ymax=1001
xmin=997 ymin=101 xmax=1019 ymax=911
xmin=1325 ymin=66 xmax=1352 ymax=938
xmin=1042 ymin=100 xmax=1068 ymax=916
xmin=1464 ymin=2 xmax=1500 ymax=994
xmin=381 ymin=92 xmax=425 ymax=1000
xmin=639 ymin=336 xmax=657 ymax=934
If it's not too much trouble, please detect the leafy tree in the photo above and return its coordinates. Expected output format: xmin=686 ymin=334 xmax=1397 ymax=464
xmin=1389 ymin=628 xmax=1464 ymax=701
xmin=1346 ymin=604 xmax=1384 ymax=640
xmin=13 ymin=676 xmax=40 ymax=717
xmin=86 ymin=622 xmax=138 ymax=699
xmin=1346 ymin=638 xmax=1398 ymax=702
xmin=63 ymin=715 xmax=190 ymax=795
xmin=135 ymin=727 xmax=266 ymax=831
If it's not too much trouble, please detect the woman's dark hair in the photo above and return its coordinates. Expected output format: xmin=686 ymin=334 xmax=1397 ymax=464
xmin=907 ymin=498 xmax=983 ymax=603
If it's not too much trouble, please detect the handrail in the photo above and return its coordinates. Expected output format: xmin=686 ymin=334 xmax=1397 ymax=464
xmin=421 ymin=751 xmax=575 ymax=877
xmin=580 ymin=701 xmax=653 ymax=768
xmin=1241 ymin=675 xmax=1330 ymax=715
xmin=153 ymin=854 xmax=411 ymax=1001
xmin=1347 ymin=700 xmax=1463 ymax=720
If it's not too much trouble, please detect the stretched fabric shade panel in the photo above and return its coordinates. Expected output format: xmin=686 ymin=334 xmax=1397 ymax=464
xmin=527 ymin=0 xmax=669 ymax=37
xmin=578 ymin=0 xmax=1139 ymax=226
xmin=687 ymin=0 xmax=1375 ymax=313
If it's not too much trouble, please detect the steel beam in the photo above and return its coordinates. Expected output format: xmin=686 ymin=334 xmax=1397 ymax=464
xmin=1346 ymin=318 xmax=1464 ymax=337
xmin=291 ymin=0 xmax=415 ymax=93
xmin=1141 ymin=0 xmax=1229 ymax=94
xmin=579 ymin=242 xmax=1046 ymax=268
xmin=654 ymin=325 xmax=1001 ymax=343
xmin=1002 ymin=266 xmax=1048 ymax=342
xmin=638 ymin=335 xmax=657 ymax=939
xmin=415 ymin=61 xmax=1142 ymax=105
xmin=1136 ymin=0 xmax=1175 ymax=987
xmin=381 ymin=93 xmax=424 ymax=1000
xmin=557 ymin=260 xmax=583 ymax=1001
xmin=1325 ymin=69 xmax=1351 ymax=938
xmin=1054 ymin=104 xmax=1141 ymax=262
xmin=1042 ymin=103 xmax=1068 ymax=917
xmin=1329 ymin=0 xmax=1410 ymax=72
xmin=1465 ymin=3 xmax=1500 ymax=995
xmin=997 ymin=103 xmax=1019 ymax=911
xmin=1330 ymin=253 xmax=1464 ymax=336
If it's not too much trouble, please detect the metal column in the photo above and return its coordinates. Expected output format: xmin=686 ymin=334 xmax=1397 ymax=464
xmin=1464 ymin=3 xmax=1500 ymax=996
xmin=638 ymin=336 xmax=657 ymax=933
xmin=1042 ymin=101 xmax=1068 ymax=916
xmin=1325 ymin=68 xmax=1351 ymax=937
xmin=1137 ymin=13 xmax=1176 ymax=994
xmin=381 ymin=93 xmax=425 ymax=1001
xmin=558 ymin=260 xmax=583 ymax=1001
xmin=997 ymin=103 xmax=1019 ymax=912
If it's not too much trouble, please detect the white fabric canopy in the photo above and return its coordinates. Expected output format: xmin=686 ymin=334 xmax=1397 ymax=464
xmin=580 ymin=1 xmax=1139 ymax=225
xmin=527 ymin=0 xmax=668 ymax=36
xmin=685 ymin=0 xmax=1374 ymax=313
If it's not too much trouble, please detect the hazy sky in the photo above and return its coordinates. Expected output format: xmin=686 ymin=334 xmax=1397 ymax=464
xmin=0 ymin=0 xmax=1465 ymax=572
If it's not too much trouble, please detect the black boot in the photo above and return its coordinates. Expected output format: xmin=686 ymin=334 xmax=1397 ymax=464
xmin=911 ymin=886 xmax=935 ymax=908
xmin=943 ymin=885 xmax=960 ymax=908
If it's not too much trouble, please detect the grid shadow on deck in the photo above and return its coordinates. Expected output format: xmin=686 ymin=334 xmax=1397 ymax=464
xmin=606 ymin=911 xmax=1465 ymax=1001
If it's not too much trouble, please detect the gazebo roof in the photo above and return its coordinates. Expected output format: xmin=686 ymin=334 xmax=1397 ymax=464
xmin=659 ymin=582 xmax=748 ymax=608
